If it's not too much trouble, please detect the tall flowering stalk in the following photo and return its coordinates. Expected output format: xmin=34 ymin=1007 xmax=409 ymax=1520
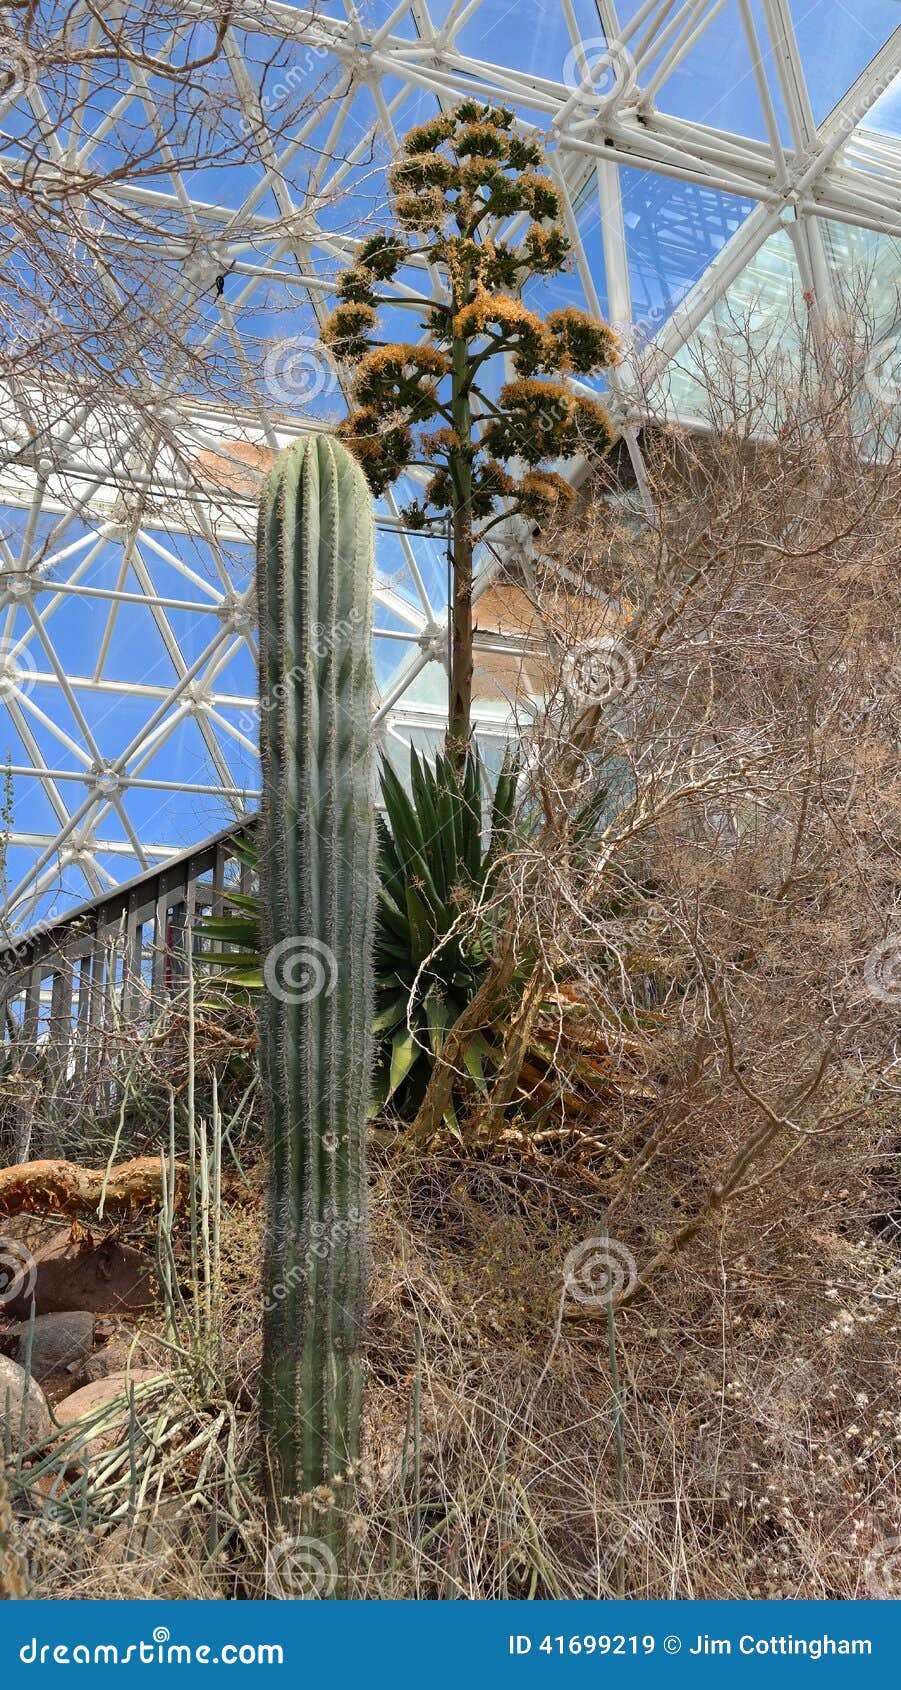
xmin=321 ymin=100 xmax=617 ymax=759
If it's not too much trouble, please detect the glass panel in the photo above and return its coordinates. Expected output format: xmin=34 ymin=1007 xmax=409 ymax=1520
xmin=854 ymin=70 xmax=901 ymax=138
xmin=620 ymin=170 xmax=756 ymax=334
xmin=628 ymin=0 xmax=793 ymax=146
xmin=788 ymin=0 xmax=899 ymax=124
xmin=650 ymin=225 xmax=803 ymax=421
xmin=454 ymin=0 xmax=601 ymax=81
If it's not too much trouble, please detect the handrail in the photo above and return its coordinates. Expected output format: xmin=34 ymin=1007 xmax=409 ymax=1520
xmin=0 ymin=817 xmax=258 ymax=1116
xmin=0 ymin=816 xmax=256 ymax=984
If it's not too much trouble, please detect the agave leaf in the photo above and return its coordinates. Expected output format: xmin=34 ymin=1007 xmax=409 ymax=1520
xmin=376 ymin=884 xmax=411 ymax=944
xmin=489 ymin=748 xmax=519 ymax=849
xmin=214 ymin=967 xmax=265 ymax=989
xmin=441 ymin=1095 xmax=464 ymax=1141
xmin=423 ymin=989 xmax=451 ymax=1056
xmin=220 ymin=889 xmax=263 ymax=916
xmin=197 ymin=917 xmax=260 ymax=945
xmin=380 ymin=756 xmax=425 ymax=869
xmin=461 ymin=1030 xmax=494 ymax=1089
xmin=404 ymin=884 xmax=433 ymax=964
xmin=388 ymin=1027 xmax=419 ymax=1095
xmin=409 ymin=752 xmax=443 ymax=887
xmin=373 ymin=992 xmax=410 ymax=1034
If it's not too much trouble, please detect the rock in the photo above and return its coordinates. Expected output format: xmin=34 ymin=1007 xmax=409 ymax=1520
xmin=65 ymin=1352 xmax=113 ymax=1390
xmin=1 ymin=1231 xmax=158 ymax=1321
xmin=54 ymin=1370 xmax=164 ymax=1458
xmin=0 ymin=1311 xmax=95 ymax=1381
xmin=63 ymin=1325 xmax=135 ymax=1392
xmin=0 ymin=1353 xmax=53 ymax=1448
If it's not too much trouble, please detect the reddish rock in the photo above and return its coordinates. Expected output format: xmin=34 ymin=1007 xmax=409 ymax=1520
xmin=1 ymin=1231 xmax=158 ymax=1321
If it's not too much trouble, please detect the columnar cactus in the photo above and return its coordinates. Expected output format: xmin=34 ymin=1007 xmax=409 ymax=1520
xmin=257 ymin=436 xmax=375 ymax=1540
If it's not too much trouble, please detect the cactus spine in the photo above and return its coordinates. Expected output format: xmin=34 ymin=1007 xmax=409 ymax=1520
xmin=257 ymin=436 xmax=375 ymax=1535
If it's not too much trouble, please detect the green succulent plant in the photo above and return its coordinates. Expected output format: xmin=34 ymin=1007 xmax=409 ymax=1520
xmin=198 ymin=747 xmax=519 ymax=1129
xmin=254 ymin=434 xmax=375 ymax=1555
xmin=373 ymin=746 xmax=519 ymax=1126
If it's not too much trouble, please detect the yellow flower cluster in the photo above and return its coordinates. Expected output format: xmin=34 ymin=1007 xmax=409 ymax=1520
xmin=354 ymin=343 xmax=449 ymax=385
xmin=520 ymin=470 xmax=576 ymax=508
xmin=320 ymin=302 xmax=377 ymax=349
xmin=453 ymin=290 xmax=543 ymax=340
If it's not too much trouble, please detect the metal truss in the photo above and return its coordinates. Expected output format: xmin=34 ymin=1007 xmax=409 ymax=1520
xmin=1 ymin=0 xmax=898 ymax=930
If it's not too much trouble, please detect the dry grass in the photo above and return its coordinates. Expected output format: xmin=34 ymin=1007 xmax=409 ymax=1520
xmin=7 ymin=1108 xmax=900 ymax=1601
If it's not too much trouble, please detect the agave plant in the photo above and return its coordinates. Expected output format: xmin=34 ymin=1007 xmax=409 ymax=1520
xmin=373 ymin=747 xmax=519 ymax=1123
xmin=197 ymin=748 xmax=519 ymax=1126
xmin=193 ymin=835 xmax=263 ymax=990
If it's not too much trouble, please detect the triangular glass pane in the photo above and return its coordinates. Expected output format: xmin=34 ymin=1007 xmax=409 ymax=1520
xmin=649 ymin=224 xmax=803 ymax=421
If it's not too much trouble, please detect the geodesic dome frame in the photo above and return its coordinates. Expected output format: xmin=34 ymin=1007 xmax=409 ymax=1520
xmin=1 ymin=0 xmax=899 ymax=930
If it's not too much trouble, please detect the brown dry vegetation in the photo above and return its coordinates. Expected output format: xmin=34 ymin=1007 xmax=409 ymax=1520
xmin=6 ymin=1115 xmax=901 ymax=1600
xmin=3 ymin=310 xmax=901 ymax=1602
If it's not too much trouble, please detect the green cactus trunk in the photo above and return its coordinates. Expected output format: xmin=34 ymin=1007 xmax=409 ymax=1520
xmin=257 ymin=436 xmax=375 ymax=1540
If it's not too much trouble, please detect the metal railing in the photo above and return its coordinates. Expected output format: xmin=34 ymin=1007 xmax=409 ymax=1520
xmin=0 ymin=818 xmax=256 ymax=1098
